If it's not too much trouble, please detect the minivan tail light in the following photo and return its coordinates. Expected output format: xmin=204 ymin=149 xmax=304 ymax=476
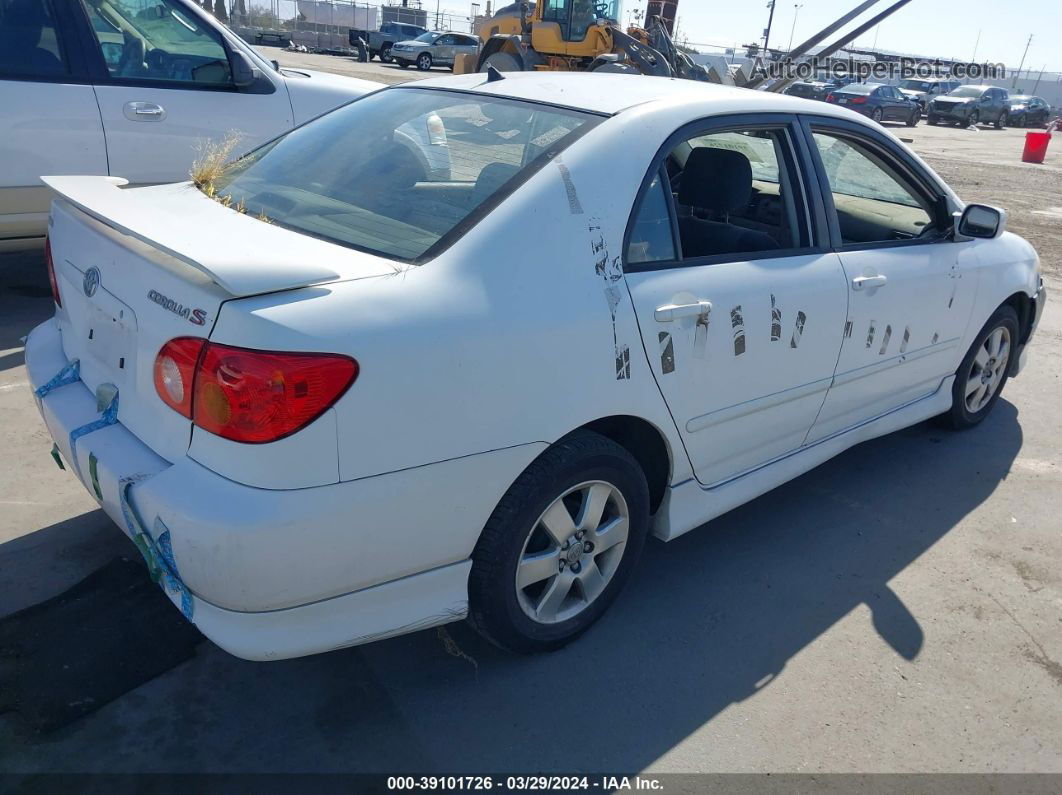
xmin=45 ymin=238 xmax=61 ymax=307
xmin=193 ymin=343 xmax=357 ymax=443
xmin=154 ymin=337 xmax=207 ymax=418
xmin=154 ymin=340 xmax=358 ymax=443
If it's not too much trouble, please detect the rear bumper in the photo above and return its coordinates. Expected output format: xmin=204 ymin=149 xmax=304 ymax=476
xmin=26 ymin=318 xmax=541 ymax=659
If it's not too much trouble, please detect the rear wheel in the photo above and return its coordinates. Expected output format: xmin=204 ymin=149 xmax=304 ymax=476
xmin=468 ymin=431 xmax=650 ymax=653
xmin=871 ymin=107 xmax=884 ymax=122
xmin=416 ymin=52 xmax=433 ymax=71
xmin=995 ymin=112 xmax=1008 ymax=130
xmin=939 ymin=306 xmax=1019 ymax=430
xmin=380 ymin=44 xmax=394 ymax=63
xmin=906 ymin=108 xmax=920 ymax=127
xmin=396 ymin=59 xmax=410 ymax=69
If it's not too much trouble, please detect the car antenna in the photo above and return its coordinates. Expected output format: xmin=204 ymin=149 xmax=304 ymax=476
xmin=486 ymin=65 xmax=505 ymax=83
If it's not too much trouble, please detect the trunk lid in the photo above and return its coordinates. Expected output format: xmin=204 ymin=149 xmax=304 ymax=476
xmin=44 ymin=176 xmax=400 ymax=463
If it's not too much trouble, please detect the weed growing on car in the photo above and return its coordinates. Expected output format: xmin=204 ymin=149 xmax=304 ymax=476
xmin=191 ymin=132 xmax=273 ymax=224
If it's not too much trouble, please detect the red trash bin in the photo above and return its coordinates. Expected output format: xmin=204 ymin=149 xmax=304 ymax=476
xmin=1022 ymin=131 xmax=1051 ymax=164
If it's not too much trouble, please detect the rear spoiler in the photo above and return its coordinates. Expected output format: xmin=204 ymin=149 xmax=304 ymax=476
xmin=42 ymin=176 xmax=395 ymax=296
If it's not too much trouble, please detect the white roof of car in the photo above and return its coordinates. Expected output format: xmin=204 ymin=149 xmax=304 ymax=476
xmin=406 ymin=71 xmax=854 ymax=118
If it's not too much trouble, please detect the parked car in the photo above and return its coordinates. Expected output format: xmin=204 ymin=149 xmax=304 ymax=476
xmin=928 ymin=85 xmax=1010 ymax=128
xmin=348 ymin=21 xmax=429 ymax=63
xmin=0 ymin=0 xmax=381 ymax=252
xmin=28 ymin=74 xmax=1045 ymax=660
xmin=896 ymin=77 xmax=961 ymax=114
xmin=1007 ymin=95 xmax=1052 ymax=128
xmin=392 ymin=31 xmax=480 ymax=71
xmin=825 ymin=83 xmax=921 ymax=126
xmin=784 ymin=79 xmax=830 ymax=101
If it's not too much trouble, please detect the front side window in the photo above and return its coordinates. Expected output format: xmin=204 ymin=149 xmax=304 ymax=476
xmin=213 ymin=88 xmax=598 ymax=261
xmin=80 ymin=0 xmax=232 ymax=86
xmin=0 ymin=0 xmax=68 ymax=78
xmin=812 ymin=131 xmax=935 ymax=245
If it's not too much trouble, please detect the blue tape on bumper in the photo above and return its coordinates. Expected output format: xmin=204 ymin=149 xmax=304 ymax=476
xmin=68 ymin=394 xmax=119 ymax=481
xmin=34 ymin=359 xmax=80 ymax=399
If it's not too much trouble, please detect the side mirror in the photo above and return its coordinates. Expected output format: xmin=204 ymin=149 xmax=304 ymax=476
xmin=954 ymin=204 xmax=1006 ymax=241
xmin=230 ymin=49 xmax=260 ymax=89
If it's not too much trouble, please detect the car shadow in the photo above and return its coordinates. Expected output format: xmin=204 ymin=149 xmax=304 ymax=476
xmin=0 ymin=250 xmax=50 ymax=372
xmin=0 ymin=389 xmax=1023 ymax=771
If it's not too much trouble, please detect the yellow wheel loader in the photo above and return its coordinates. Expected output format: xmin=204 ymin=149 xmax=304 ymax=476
xmin=474 ymin=1 xmax=724 ymax=82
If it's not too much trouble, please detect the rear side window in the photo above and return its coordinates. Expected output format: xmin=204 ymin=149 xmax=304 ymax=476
xmin=0 ymin=0 xmax=68 ymax=78
xmin=214 ymin=88 xmax=599 ymax=261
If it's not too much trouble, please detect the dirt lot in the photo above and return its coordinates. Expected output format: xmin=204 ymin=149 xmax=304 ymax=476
xmin=1 ymin=56 xmax=1060 ymax=777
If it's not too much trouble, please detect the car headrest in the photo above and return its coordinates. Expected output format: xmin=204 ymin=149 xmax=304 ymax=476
xmin=0 ymin=0 xmax=46 ymax=46
xmin=473 ymin=162 xmax=520 ymax=201
xmin=678 ymin=147 xmax=753 ymax=214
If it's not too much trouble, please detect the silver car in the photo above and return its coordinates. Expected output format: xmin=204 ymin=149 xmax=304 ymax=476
xmin=391 ymin=31 xmax=480 ymax=71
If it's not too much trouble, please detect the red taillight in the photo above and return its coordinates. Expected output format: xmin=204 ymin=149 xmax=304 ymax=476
xmin=154 ymin=340 xmax=358 ymax=443
xmin=45 ymin=238 xmax=61 ymax=307
xmin=850 ymin=96 xmax=867 ymax=104
xmin=826 ymin=93 xmax=835 ymax=102
xmin=154 ymin=337 xmax=207 ymax=418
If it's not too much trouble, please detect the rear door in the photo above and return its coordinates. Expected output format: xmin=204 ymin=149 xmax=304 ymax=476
xmin=433 ymin=34 xmax=456 ymax=65
xmin=74 ymin=0 xmax=292 ymax=185
xmin=624 ymin=115 xmax=848 ymax=487
xmin=0 ymin=0 xmax=106 ymax=243
xmin=801 ymin=117 xmax=977 ymax=443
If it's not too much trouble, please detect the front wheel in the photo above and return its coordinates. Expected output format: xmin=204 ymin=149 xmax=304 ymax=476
xmin=479 ymin=51 xmax=522 ymax=72
xmin=416 ymin=52 xmax=433 ymax=71
xmin=928 ymin=115 xmax=939 ymax=125
xmin=906 ymin=108 xmax=920 ymax=127
xmin=968 ymin=110 xmax=980 ymax=126
xmin=939 ymin=306 xmax=1019 ymax=430
xmin=468 ymin=431 xmax=650 ymax=653
xmin=396 ymin=59 xmax=410 ymax=69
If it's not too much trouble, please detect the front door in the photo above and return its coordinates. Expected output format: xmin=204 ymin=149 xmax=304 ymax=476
xmin=624 ymin=118 xmax=848 ymax=486
xmin=75 ymin=0 xmax=291 ymax=185
xmin=803 ymin=121 xmax=978 ymax=444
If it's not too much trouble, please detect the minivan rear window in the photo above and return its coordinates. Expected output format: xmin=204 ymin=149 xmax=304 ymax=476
xmin=212 ymin=88 xmax=600 ymax=262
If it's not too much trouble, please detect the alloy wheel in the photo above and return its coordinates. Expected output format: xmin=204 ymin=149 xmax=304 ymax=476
xmin=965 ymin=326 xmax=1011 ymax=413
xmin=515 ymin=480 xmax=629 ymax=624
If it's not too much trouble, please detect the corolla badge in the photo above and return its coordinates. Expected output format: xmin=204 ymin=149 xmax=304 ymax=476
xmin=83 ymin=267 xmax=101 ymax=298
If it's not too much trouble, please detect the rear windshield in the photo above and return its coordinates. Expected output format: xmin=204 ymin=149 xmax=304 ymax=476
xmin=212 ymin=88 xmax=599 ymax=262
xmin=836 ymin=84 xmax=874 ymax=95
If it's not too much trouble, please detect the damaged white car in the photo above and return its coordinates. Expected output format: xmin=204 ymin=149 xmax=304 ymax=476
xmin=28 ymin=73 xmax=1045 ymax=660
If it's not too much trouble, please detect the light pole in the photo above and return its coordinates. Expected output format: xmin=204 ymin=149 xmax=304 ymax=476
xmin=788 ymin=4 xmax=803 ymax=53
xmin=971 ymin=29 xmax=981 ymax=62
xmin=763 ymin=1 xmax=776 ymax=55
xmin=1012 ymin=34 xmax=1032 ymax=89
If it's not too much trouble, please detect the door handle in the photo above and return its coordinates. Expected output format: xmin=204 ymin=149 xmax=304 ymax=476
xmin=655 ymin=300 xmax=712 ymax=322
xmin=852 ymin=275 xmax=887 ymax=290
xmin=123 ymin=101 xmax=166 ymax=121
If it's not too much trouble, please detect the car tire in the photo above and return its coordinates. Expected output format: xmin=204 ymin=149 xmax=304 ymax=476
xmin=380 ymin=44 xmax=394 ymax=63
xmin=416 ymin=52 xmax=432 ymax=71
xmin=928 ymin=115 xmax=939 ymax=125
xmin=396 ymin=59 xmax=410 ymax=68
xmin=968 ymin=110 xmax=980 ymax=126
xmin=939 ymin=306 xmax=1019 ymax=431
xmin=468 ymin=430 xmax=650 ymax=654
xmin=906 ymin=109 xmax=920 ymax=127
xmin=995 ymin=112 xmax=1008 ymax=130
xmin=871 ymin=107 xmax=884 ymax=122
xmin=368 ymin=49 xmax=378 ymax=61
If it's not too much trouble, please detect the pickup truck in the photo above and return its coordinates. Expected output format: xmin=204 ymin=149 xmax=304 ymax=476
xmin=349 ymin=21 xmax=430 ymax=63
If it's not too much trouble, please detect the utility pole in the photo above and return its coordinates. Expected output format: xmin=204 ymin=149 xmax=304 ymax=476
xmin=788 ymin=4 xmax=802 ymax=52
xmin=1012 ymin=34 xmax=1032 ymax=89
xmin=971 ymin=29 xmax=980 ymax=62
xmin=762 ymin=1 xmax=776 ymax=55
xmin=1032 ymin=64 xmax=1046 ymax=95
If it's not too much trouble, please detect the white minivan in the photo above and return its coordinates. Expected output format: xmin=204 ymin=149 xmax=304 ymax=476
xmin=0 ymin=0 xmax=379 ymax=251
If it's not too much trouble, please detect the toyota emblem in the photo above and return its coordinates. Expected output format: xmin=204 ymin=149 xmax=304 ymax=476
xmin=83 ymin=267 xmax=100 ymax=298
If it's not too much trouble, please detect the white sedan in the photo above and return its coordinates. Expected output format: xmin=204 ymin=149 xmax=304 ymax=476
xmin=27 ymin=72 xmax=1045 ymax=660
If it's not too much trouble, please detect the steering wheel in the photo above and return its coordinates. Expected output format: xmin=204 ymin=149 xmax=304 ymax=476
xmin=145 ymin=47 xmax=169 ymax=76
xmin=593 ymin=2 xmax=610 ymax=17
